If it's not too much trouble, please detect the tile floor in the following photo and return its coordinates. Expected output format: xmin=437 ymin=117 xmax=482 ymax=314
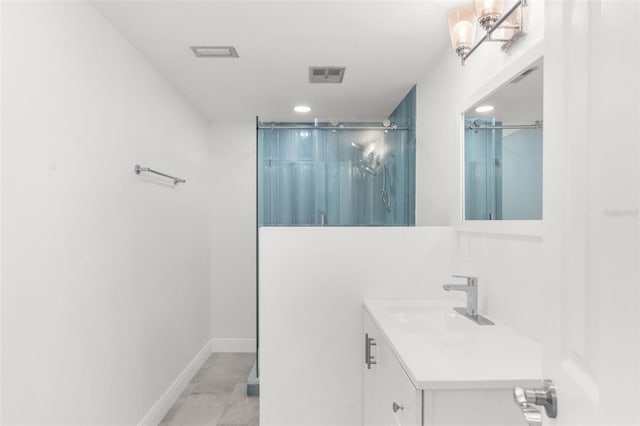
xmin=160 ymin=353 xmax=259 ymax=426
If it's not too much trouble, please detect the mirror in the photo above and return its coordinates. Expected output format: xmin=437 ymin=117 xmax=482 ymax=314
xmin=463 ymin=59 xmax=543 ymax=221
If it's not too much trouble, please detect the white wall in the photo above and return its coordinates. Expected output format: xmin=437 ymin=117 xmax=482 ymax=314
xmin=454 ymin=231 xmax=543 ymax=340
xmin=259 ymin=227 xmax=457 ymax=426
xmin=208 ymin=122 xmax=257 ymax=345
xmin=1 ymin=2 xmax=211 ymax=424
xmin=415 ymin=0 xmax=545 ymax=341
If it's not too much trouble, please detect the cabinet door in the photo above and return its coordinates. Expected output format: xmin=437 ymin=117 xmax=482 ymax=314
xmin=364 ymin=310 xmax=421 ymax=426
xmin=378 ymin=339 xmax=422 ymax=426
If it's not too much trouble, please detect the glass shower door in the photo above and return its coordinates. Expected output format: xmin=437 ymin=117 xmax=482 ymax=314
xmin=464 ymin=118 xmax=543 ymax=220
xmin=258 ymin=127 xmax=411 ymax=227
xmin=464 ymin=118 xmax=501 ymax=220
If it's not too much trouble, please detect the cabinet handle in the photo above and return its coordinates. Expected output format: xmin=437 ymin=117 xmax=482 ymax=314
xmin=364 ymin=333 xmax=377 ymax=369
xmin=392 ymin=402 xmax=404 ymax=413
xmin=368 ymin=337 xmax=376 ymax=368
xmin=364 ymin=333 xmax=370 ymax=365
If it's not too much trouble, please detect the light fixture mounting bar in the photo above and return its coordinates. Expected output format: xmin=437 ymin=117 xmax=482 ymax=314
xmin=461 ymin=0 xmax=527 ymax=66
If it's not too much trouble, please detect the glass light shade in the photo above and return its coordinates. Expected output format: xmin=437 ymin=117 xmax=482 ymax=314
xmin=474 ymin=0 xmax=504 ymax=20
xmin=448 ymin=4 xmax=477 ymax=53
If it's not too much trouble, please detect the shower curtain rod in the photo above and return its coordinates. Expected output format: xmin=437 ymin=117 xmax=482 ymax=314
xmin=257 ymin=125 xmax=409 ymax=131
xmin=467 ymin=121 xmax=543 ymax=130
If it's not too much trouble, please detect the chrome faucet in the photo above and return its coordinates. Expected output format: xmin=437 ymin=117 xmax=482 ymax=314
xmin=443 ymin=275 xmax=494 ymax=325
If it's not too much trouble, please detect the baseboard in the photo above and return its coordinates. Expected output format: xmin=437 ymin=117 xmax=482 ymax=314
xmin=138 ymin=338 xmax=257 ymax=425
xmin=138 ymin=340 xmax=212 ymax=426
xmin=209 ymin=338 xmax=256 ymax=353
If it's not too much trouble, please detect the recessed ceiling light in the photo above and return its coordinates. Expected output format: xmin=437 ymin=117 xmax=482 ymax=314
xmin=475 ymin=105 xmax=494 ymax=113
xmin=190 ymin=46 xmax=239 ymax=58
xmin=294 ymin=105 xmax=311 ymax=113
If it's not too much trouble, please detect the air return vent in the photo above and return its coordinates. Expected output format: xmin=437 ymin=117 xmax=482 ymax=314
xmin=510 ymin=67 xmax=537 ymax=83
xmin=309 ymin=66 xmax=346 ymax=83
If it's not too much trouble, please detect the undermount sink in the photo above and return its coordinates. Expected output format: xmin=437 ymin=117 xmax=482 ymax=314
xmin=385 ymin=304 xmax=471 ymax=333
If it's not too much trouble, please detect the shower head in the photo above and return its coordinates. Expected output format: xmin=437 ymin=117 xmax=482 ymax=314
xmin=362 ymin=142 xmax=383 ymax=174
xmin=351 ymin=140 xmax=385 ymax=174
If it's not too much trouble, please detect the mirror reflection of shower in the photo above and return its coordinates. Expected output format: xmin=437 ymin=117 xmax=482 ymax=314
xmin=463 ymin=59 xmax=543 ymax=221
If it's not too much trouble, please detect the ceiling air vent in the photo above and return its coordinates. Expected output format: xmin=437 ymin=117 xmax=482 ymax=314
xmin=309 ymin=66 xmax=346 ymax=83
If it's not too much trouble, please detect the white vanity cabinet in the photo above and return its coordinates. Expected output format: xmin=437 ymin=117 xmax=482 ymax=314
xmin=363 ymin=302 xmax=542 ymax=426
xmin=364 ymin=311 xmax=421 ymax=426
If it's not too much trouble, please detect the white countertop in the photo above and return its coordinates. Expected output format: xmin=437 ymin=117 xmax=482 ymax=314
xmin=364 ymin=299 xmax=542 ymax=390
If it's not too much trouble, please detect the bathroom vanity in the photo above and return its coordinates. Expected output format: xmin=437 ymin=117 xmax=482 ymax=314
xmin=363 ymin=300 xmax=542 ymax=425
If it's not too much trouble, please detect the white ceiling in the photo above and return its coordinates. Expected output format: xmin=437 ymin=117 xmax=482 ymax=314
xmin=467 ymin=60 xmax=543 ymax=125
xmin=91 ymin=1 xmax=457 ymax=123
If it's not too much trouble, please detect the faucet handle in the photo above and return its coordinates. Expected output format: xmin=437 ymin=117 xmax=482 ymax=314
xmin=451 ymin=275 xmax=478 ymax=284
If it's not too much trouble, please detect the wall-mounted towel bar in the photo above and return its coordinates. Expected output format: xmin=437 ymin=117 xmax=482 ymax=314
xmin=134 ymin=164 xmax=186 ymax=185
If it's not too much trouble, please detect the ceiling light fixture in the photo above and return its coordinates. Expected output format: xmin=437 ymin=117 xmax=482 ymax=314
xmin=190 ymin=46 xmax=239 ymax=58
xmin=448 ymin=0 xmax=527 ymax=66
xmin=475 ymin=105 xmax=494 ymax=113
xmin=448 ymin=4 xmax=476 ymax=59
xmin=294 ymin=105 xmax=311 ymax=113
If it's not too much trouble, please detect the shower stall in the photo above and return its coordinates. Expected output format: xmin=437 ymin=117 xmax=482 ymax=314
xmin=257 ymin=124 xmax=415 ymax=227
xmin=250 ymin=87 xmax=416 ymax=394
xmin=258 ymin=88 xmax=416 ymax=227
